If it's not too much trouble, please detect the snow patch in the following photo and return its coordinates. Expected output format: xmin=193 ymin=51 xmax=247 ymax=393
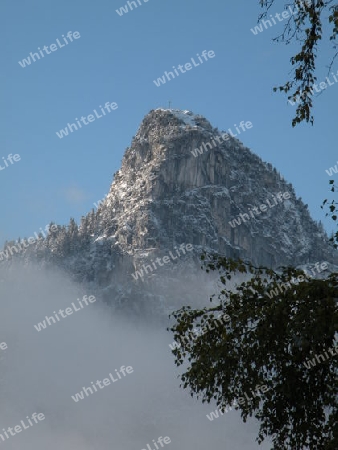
xmin=155 ymin=108 xmax=202 ymax=129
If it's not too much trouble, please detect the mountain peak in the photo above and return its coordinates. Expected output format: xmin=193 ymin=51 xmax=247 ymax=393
xmin=95 ymin=109 xmax=334 ymax=269
xmin=153 ymin=108 xmax=213 ymax=129
xmin=2 ymin=109 xmax=336 ymax=300
xmin=133 ymin=108 xmax=215 ymax=145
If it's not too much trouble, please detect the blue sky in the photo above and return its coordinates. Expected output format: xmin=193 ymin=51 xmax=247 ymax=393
xmin=1 ymin=0 xmax=336 ymax=246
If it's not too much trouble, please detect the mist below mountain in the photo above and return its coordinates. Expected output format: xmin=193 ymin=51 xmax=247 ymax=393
xmin=0 ymin=263 xmax=275 ymax=450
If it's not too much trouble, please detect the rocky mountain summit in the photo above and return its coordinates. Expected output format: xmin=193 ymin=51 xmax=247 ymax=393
xmin=97 ymin=108 xmax=333 ymax=265
xmin=1 ymin=109 xmax=336 ymax=312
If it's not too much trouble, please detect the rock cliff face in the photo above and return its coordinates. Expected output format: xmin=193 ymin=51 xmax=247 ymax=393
xmin=1 ymin=108 xmax=335 ymax=312
xmin=97 ymin=108 xmax=332 ymax=268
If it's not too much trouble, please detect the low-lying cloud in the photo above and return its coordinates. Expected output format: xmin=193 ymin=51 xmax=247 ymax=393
xmin=0 ymin=263 xmax=273 ymax=450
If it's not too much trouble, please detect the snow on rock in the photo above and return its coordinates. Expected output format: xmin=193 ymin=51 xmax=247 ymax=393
xmin=3 ymin=108 xmax=336 ymax=315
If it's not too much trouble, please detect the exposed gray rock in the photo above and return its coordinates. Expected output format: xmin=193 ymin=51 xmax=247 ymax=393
xmin=98 ymin=108 xmax=334 ymax=268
